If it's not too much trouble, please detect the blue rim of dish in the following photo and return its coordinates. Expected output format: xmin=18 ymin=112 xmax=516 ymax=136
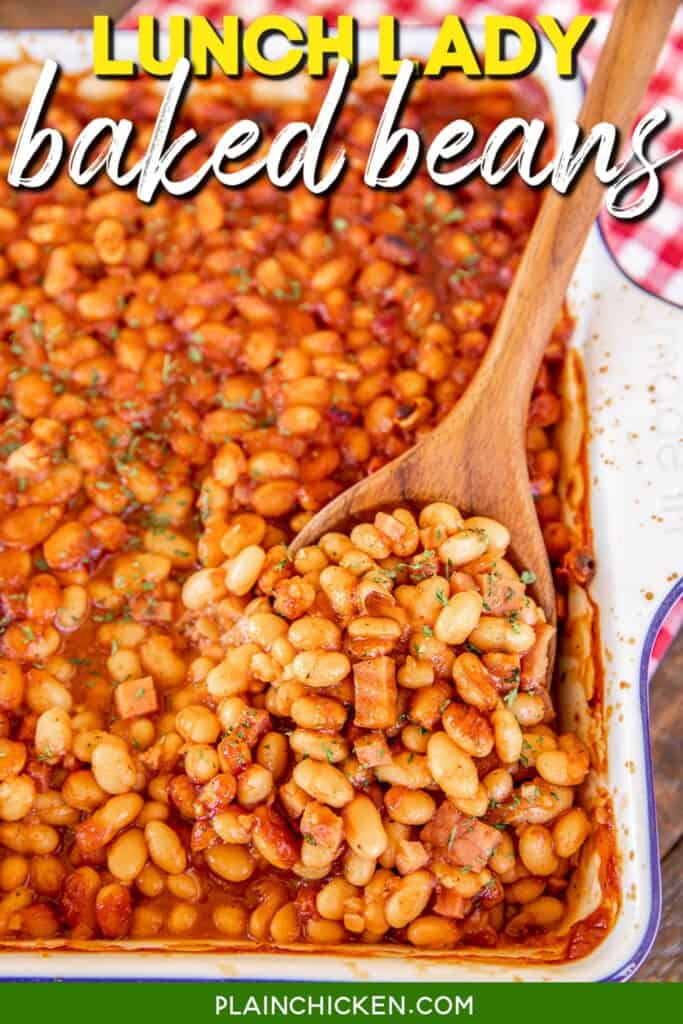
xmin=0 ymin=24 xmax=676 ymax=984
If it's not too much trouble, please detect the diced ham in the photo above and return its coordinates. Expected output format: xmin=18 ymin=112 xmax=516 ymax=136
xmin=300 ymin=801 xmax=343 ymax=865
xmin=195 ymin=773 xmax=237 ymax=815
xmin=129 ymin=596 xmax=174 ymax=623
xmin=396 ymin=839 xmax=430 ymax=875
xmin=481 ymin=652 xmax=520 ymax=690
xmin=60 ymin=867 xmax=100 ymax=937
xmin=114 ymin=675 xmax=157 ymax=720
xmin=374 ymin=511 xmax=407 ymax=545
xmin=217 ymin=735 xmax=252 ymax=775
xmin=354 ymin=732 xmax=393 ymax=767
xmin=520 ymin=623 xmax=555 ymax=690
xmin=461 ymin=907 xmax=499 ymax=947
xmin=477 ymin=573 xmax=525 ymax=615
xmin=252 ymin=804 xmax=299 ymax=870
xmin=434 ymin=889 xmax=472 ymax=919
xmin=353 ymin=656 xmax=397 ymax=729
xmin=229 ymin=706 xmax=271 ymax=747
xmin=421 ymin=801 xmax=502 ymax=871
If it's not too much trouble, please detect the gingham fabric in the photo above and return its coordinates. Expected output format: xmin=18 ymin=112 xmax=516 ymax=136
xmin=118 ymin=0 xmax=683 ymax=673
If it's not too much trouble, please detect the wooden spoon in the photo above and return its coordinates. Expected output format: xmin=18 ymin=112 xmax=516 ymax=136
xmin=292 ymin=0 xmax=678 ymax=644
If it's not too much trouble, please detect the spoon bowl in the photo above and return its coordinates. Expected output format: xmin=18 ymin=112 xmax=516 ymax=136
xmin=292 ymin=0 xmax=678 ymax=674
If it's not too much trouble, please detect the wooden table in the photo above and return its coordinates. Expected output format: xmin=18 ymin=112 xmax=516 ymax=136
xmin=634 ymin=630 xmax=683 ymax=981
xmin=0 ymin=0 xmax=681 ymax=980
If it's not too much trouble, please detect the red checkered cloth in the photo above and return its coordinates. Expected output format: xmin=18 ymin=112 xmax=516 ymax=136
xmin=118 ymin=0 xmax=682 ymax=672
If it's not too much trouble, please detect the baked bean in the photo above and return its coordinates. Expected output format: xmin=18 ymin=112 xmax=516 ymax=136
xmin=136 ymin=863 xmax=166 ymax=899
xmin=291 ymin=650 xmax=350 ymax=687
xmin=290 ymin=695 xmax=346 ymax=732
xmin=510 ymin=692 xmax=546 ymax=727
xmin=224 ymin=546 xmax=267 ymax=596
xmin=248 ymin=879 xmax=289 ymax=940
xmin=434 ymin=591 xmax=483 ymax=645
xmin=536 ymin=734 xmax=590 ymax=786
xmin=236 ymin=764 xmax=274 ymax=808
xmin=206 ymin=844 xmax=255 ymax=883
xmin=342 ymin=850 xmax=376 ymax=887
xmin=76 ymin=793 xmax=144 ymax=856
xmin=427 ymin=732 xmax=478 ymax=800
xmin=552 ymin=808 xmax=591 ymax=858
xmin=384 ymin=786 xmax=436 ymax=826
xmin=167 ymin=901 xmax=199 ymax=934
xmin=176 ymin=706 xmax=221 ymax=744
xmin=213 ymin=903 xmax=248 ymax=937
xmin=270 ymin=903 xmax=300 ymax=943
xmin=518 ymin=825 xmax=559 ymax=876
xmin=374 ymin=752 xmax=433 ymax=790
xmin=452 ymin=653 xmax=499 ymax=711
xmin=289 ymin=730 xmax=348 ymax=763
xmin=438 ymin=529 xmax=488 ymax=567
xmin=317 ymin=878 xmax=358 ymax=921
xmin=407 ymin=915 xmax=460 ymax=948
xmin=0 ymin=775 xmax=35 ymax=821
xmin=95 ymin=882 xmax=132 ymax=939
xmin=289 ymin=617 xmax=341 ymax=652
xmin=342 ymin=795 xmax=388 ymax=859
xmin=34 ymin=708 xmax=72 ymax=764
xmin=384 ymin=870 xmax=434 ymax=928
xmin=166 ymin=871 xmax=205 ymax=903
xmin=292 ymin=760 xmax=353 ymax=808
xmin=144 ymin=821 xmax=186 ymax=876
xmin=91 ymin=740 xmax=136 ymax=795
xmin=469 ymin=617 xmax=536 ymax=655
xmin=442 ymin=702 xmax=494 ymax=757
xmin=489 ymin=831 xmax=516 ymax=876
xmin=506 ymin=877 xmax=547 ymax=904
xmin=107 ymin=828 xmax=148 ymax=883
xmin=507 ymin=896 xmax=564 ymax=936
xmin=483 ymin=768 xmax=513 ymax=805
xmin=0 ymin=739 xmax=26 ymax=780
xmin=0 ymin=822 xmax=59 ymax=854
xmin=492 ymin=706 xmax=524 ymax=763
xmin=463 ymin=517 xmax=511 ymax=554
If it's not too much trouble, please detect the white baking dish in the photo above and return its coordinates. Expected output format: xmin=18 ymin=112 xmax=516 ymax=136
xmin=0 ymin=25 xmax=679 ymax=982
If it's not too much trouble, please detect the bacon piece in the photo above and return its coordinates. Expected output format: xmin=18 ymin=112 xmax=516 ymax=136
xmin=477 ymin=573 xmax=525 ymax=615
xmin=396 ymin=839 xmax=430 ymax=876
xmin=128 ymin=595 xmax=174 ymax=623
xmin=520 ymin=623 xmax=555 ymax=690
xmin=114 ymin=674 xmax=157 ymax=720
xmin=228 ymin=706 xmax=271 ymax=748
xmin=252 ymin=804 xmax=299 ymax=870
xmin=95 ymin=882 xmax=132 ymax=939
xmin=354 ymin=732 xmax=393 ymax=767
xmin=421 ymin=801 xmax=502 ymax=871
xmin=60 ymin=866 xmax=100 ymax=938
xmin=481 ymin=653 xmax=520 ymax=691
xmin=195 ymin=773 xmax=237 ymax=815
xmin=374 ymin=511 xmax=407 ymax=545
xmin=434 ymin=889 xmax=472 ymax=919
xmin=353 ymin=656 xmax=397 ymax=729
xmin=563 ymin=546 xmax=596 ymax=586
xmin=299 ymin=801 xmax=343 ymax=866
xmin=217 ymin=735 xmax=252 ymax=775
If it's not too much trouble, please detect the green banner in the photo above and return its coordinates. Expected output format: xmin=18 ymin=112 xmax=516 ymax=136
xmin=0 ymin=981 xmax=680 ymax=1022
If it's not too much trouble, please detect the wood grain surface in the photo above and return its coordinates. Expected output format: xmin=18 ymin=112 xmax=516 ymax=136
xmin=0 ymin=0 xmax=680 ymax=981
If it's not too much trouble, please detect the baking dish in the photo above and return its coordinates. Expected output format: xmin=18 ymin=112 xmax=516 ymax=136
xmin=0 ymin=24 xmax=678 ymax=981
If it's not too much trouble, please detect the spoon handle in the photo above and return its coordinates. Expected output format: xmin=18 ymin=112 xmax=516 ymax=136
xmin=459 ymin=0 xmax=679 ymax=430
